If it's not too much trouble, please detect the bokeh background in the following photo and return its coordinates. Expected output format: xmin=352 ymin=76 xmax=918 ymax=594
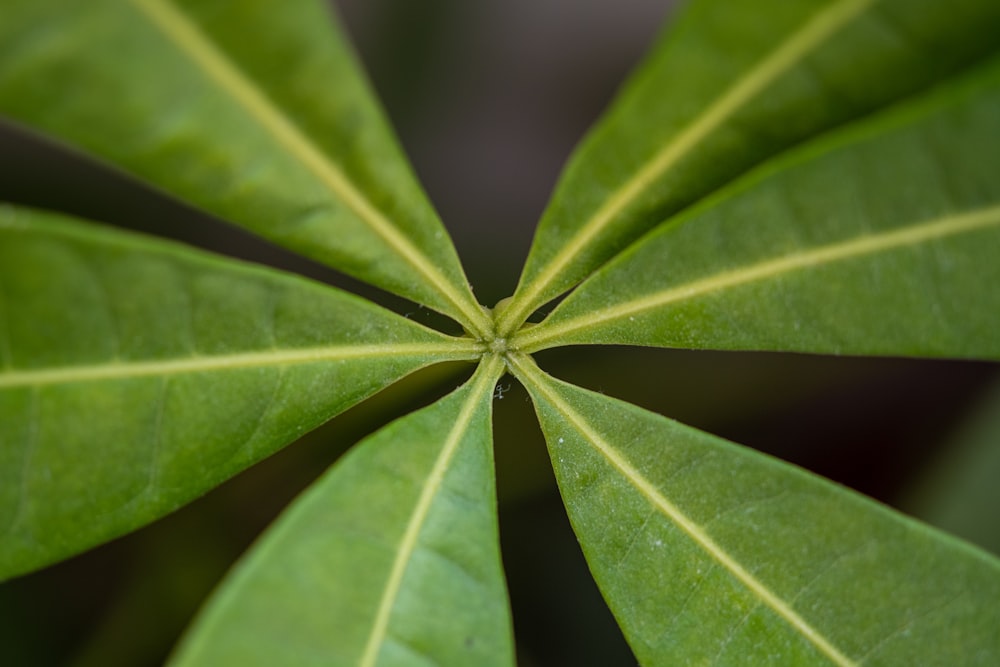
xmin=1 ymin=1 xmax=998 ymax=664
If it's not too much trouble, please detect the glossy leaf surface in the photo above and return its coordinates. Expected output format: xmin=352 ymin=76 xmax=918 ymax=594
xmin=0 ymin=207 xmax=478 ymax=580
xmin=500 ymin=0 xmax=1000 ymax=333
xmin=0 ymin=0 xmax=490 ymax=335
xmin=172 ymin=356 xmax=512 ymax=666
xmin=511 ymin=355 xmax=1000 ymax=666
xmin=515 ymin=55 xmax=1000 ymax=358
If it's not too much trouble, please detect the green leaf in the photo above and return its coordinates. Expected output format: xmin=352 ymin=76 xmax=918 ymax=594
xmin=171 ymin=355 xmax=512 ymax=667
xmin=515 ymin=54 xmax=1000 ymax=358
xmin=498 ymin=0 xmax=1000 ymax=334
xmin=0 ymin=0 xmax=491 ymax=335
xmin=509 ymin=354 xmax=1000 ymax=666
xmin=0 ymin=206 xmax=479 ymax=581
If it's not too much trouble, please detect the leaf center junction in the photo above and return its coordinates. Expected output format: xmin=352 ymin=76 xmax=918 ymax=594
xmin=478 ymin=296 xmax=530 ymax=358
xmin=488 ymin=337 xmax=508 ymax=354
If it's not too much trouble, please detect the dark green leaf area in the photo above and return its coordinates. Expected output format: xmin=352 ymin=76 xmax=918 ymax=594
xmin=0 ymin=0 xmax=475 ymax=319
xmin=525 ymin=54 xmax=1000 ymax=358
xmin=171 ymin=359 xmax=513 ymax=666
xmin=513 ymin=0 xmax=1000 ymax=322
xmin=0 ymin=208 xmax=464 ymax=581
xmin=528 ymin=377 xmax=1000 ymax=666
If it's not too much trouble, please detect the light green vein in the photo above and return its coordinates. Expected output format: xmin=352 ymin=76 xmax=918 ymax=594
xmin=509 ymin=354 xmax=855 ymax=667
xmin=359 ymin=353 xmax=504 ymax=667
xmin=129 ymin=0 xmax=491 ymax=337
xmin=516 ymin=204 xmax=1000 ymax=351
xmin=0 ymin=341 xmax=482 ymax=389
xmin=498 ymin=0 xmax=874 ymax=334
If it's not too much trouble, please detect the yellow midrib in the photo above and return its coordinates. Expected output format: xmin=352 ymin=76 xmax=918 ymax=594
xmin=0 ymin=342 xmax=481 ymax=389
xmin=499 ymin=0 xmax=874 ymax=333
xmin=358 ymin=354 xmax=503 ymax=667
xmin=517 ymin=204 xmax=1000 ymax=351
xmin=129 ymin=0 xmax=490 ymax=337
xmin=510 ymin=355 xmax=855 ymax=667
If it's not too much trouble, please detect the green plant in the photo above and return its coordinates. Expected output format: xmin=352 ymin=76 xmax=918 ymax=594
xmin=2 ymin=0 xmax=1000 ymax=663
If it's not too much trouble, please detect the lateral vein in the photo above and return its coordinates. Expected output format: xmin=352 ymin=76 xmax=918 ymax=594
xmin=510 ymin=355 xmax=855 ymax=667
xmin=359 ymin=354 xmax=503 ymax=667
xmin=0 ymin=342 xmax=480 ymax=389
xmin=520 ymin=204 xmax=1000 ymax=350
xmin=502 ymin=0 xmax=874 ymax=331
xmin=128 ymin=0 xmax=489 ymax=335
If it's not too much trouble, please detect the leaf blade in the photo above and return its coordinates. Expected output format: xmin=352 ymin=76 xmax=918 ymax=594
xmin=170 ymin=355 xmax=513 ymax=667
xmin=510 ymin=354 xmax=1000 ymax=665
xmin=0 ymin=207 xmax=477 ymax=580
xmin=499 ymin=0 xmax=1000 ymax=333
xmin=0 ymin=0 xmax=490 ymax=334
xmin=515 ymin=55 xmax=1000 ymax=358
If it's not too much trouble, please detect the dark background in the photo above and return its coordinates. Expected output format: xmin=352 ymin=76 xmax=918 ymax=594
xmin=1 ymin=1 xmax=997 ymax=664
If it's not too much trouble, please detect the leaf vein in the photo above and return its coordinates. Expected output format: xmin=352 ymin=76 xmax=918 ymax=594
xmin=501 ymin=0 xmax=875 ymax=331
xmin=510 ymin=355 xmax=855 ymax=667
xmin=855 ymin=590 xmax=967 ymax=665
xmin=0 ymin=341 xmax=480 ymax=389
xmin=226 ymin=365 xmax=287 ymax=470
xmin=359 ymin=355 xmax=503 ymax=666
xmin=520 ymin=203 xmax=1000 ymax=351
xmin=128 ymin=0 xmax=489 ymax=335
xmin=614 ymin=509 xmax=658 ymax=570
xmin=709 ymin=600 xmax=762 ymax=666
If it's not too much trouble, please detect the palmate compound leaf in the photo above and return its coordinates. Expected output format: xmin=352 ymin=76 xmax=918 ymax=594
xmin=514 ymin=52 xmax=1000 ymax=358
xmin=509 ymin=354 xmax=1000 ymax=666
xmin=0 ymin=206 xmax=480 ymax=581
xmin=0 ymin=0 xmax=491 ymax=336
xmin=170 ymin=355 xmax=512 ymax=667
xmin=498 ymin=0 xmax=1000 ymax=334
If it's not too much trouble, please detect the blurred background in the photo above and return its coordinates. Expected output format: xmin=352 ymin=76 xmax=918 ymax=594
xmin=1 ymin=0 xmax=998 ymax=664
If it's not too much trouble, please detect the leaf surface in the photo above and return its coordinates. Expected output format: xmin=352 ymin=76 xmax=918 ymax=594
xmin=515 ymin=55 xmax=1000 ymax=358
xmin=0 ymin=0 xmax=490 ymax=334
xmin=171 ymin=355 xmax=512 ymax=667
xmin=510 ymin=354 xmax=1000 ymax=666
xmin=0 ymin=207 xmax=478 ymax=580
xmin=499 ymin=0 xmax=1000 ymax=333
